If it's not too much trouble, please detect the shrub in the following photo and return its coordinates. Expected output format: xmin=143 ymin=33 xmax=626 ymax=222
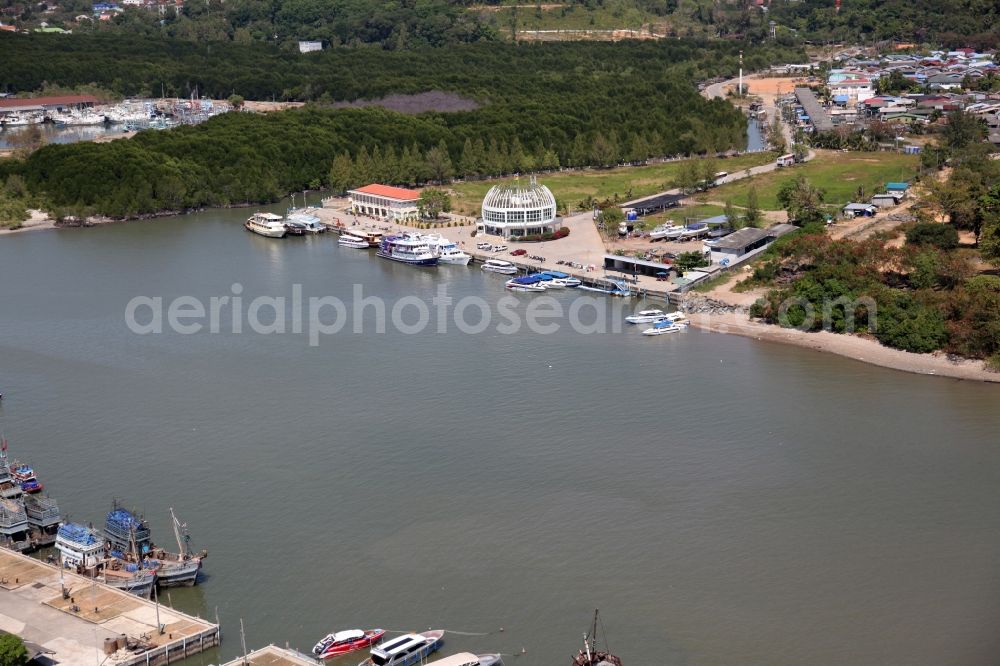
xmin=874 ymin=292 xmax=948 ymax=353
xmin=0 ymin=634 xmax=28 ymax=666
xmin=906 ymin=223 xmax=959 ymax=250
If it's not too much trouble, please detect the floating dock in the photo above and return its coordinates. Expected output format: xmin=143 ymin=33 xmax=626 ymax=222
xmin=0 ymin=549 xmax=219 ymax=666
xmin=221 ymin=645 xmax=318 ymax=666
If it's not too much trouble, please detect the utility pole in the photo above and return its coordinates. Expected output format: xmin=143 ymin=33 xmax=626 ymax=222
xmin=739 ymin=50 xmax=744 ymax=98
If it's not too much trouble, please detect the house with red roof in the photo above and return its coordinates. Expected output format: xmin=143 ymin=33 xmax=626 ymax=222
xmin=348 ymin=184 xmax=421 ymax=222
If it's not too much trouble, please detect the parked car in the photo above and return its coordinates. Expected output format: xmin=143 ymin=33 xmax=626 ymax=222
xmin=510 ymin=249 xmax=527 ymax=256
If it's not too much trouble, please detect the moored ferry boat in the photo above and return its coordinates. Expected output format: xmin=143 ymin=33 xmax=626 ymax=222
xmin=313 ymin=629 xmax=386 ymax=659
xmin=377 ymin=235 xmax=438 ymax=266
xmin=359 ymin=630 xmax=444 ymax=666
xmin=481 ymin=259 xmax=517 ymax=275
xmin=339 ymin=234 xmax=370 ymax=249
xmin=245 ymin=213 xmax=287 ymax=238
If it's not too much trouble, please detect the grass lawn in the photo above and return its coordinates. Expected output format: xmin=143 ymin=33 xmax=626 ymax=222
xmin=708 ymin=150 xmax=920 ymax=211
xmin=448 ymin=152 xmax=776 ymax=216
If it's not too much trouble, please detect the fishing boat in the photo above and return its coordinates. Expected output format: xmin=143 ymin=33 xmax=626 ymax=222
xmin=144 ymin=508 xmax=205 ymax=587
xmin=481 ymin=259 xmax=517 ymax=275
xmin=505 ymin=276 xmax=547 ymax=292
xmin=377 ymin=235 xmax=438 ymax=266
xmin=312 ymin=629 xmax=386 ymax=659
xmin=423 ymin=235 xmax=472 ymax=266
xmin=429 ymin=654 xmax=503 ymax=666
xmin=570 ymin=611 xmax=622 ymax=666
xmin=359 ymin=630 xmax=444 ymax=666
xmin=245 ymin=213 xmax=287 ymax=238
xmin=10 ymin=464 xmax=43 ymax=494
xmin=339 ymin=234 xmax=371 ymax=249
xmin=0 ymin=498 xmax=30 ymax=552
xmin=55 ymin=522 xmax=158 ymax=597
xmin=24 ymin=493 xmax=61 ymax=548
xmin=641 ymin=320 xmax=686 ymax=336
xmin=0 ymin=445 xmax=24 ymax=501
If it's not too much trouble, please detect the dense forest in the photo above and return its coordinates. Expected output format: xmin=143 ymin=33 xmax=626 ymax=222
xmin=767 ymin=0 xmax=1000 ymax=50
xmin=0 ymin=36 xmax=800 ymax=217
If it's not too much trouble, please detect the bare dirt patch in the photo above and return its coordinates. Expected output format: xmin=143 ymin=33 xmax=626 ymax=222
xmin=332 ymin=91 xmax=480 ymax=114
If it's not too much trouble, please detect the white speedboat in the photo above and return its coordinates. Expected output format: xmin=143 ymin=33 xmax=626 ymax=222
xmin=530 ymin=273 xmax=565 ymax=289
xmin=626 ymin=309 xmax=666 ymax=324
xmin=423 ymin=234 xmax=471 ymax=265
xmin=481 ymin=259 xmax=517 ymax=275
xmin=540 ymin=271 xmax=581 ymax=287
xmin=339 ymin=234 xmax=370 ymax=248
xmin=506 ymin=276 xmax=547 ymax=292
xmin=649 ymin=224 xmax=679 ymax=240
xmin=377 ymin=235 xmax=438 ymax=266
xmin=642 ymin=320 xmax=686 ymax=335
xmin=245 ymin=212 xmax=287 ymax=238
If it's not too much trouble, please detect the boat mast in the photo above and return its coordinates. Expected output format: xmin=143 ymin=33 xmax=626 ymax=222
xmin=169 ymin=507 xmax=189 ymax=556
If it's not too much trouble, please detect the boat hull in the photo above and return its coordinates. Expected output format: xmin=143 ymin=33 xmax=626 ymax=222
xmin=439 ymin=255 xmax=472 ymax=266
xmin=376 ymin=251 xmax=438 ymax=266
xmin=155 ymin=558 xmax=201 ymax=587
xmin=245 ymin=222 xmax=286 ymax=238
xmin=314 ymin=629 xmax=386 ymax=659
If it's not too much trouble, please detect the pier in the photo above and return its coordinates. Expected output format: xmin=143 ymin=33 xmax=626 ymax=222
xmin=221 ymin=645 xmax=318 ymax=666
xmin=0 ymin=549 xmax=219 ymax=666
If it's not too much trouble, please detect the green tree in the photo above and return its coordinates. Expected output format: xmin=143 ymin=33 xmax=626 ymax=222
xmin=674 ymin=250 xmax=709 ymax=272
xmin=942 ymin=109 xmax=987 ymax=152
xmin=777 ymin=175 xmax=826 ymax=226
xmin=418 ymin=188 xmax=452 ymax=219
xmin=744 ymin=185 xmax=762 ymax=227
xmin=424 ymin=140 xmax=454 ymax=183
xmin=0 ymin=634 xmax=28 ymax=666
xmin=227 ymin=93 xmax=245 ymax=109
xmin=724 ymin=199 xmax=743 ymax=230
xmin=905 ymin=223 xmax=959 ymax=250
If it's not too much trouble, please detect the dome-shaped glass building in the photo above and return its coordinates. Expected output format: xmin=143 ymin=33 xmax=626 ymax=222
xmin=479 ymin=177 xmax=558 ymax=239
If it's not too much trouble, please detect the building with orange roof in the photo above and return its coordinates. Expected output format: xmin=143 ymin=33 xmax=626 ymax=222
xmin=348 ymin=183 xmax=421 ymax=222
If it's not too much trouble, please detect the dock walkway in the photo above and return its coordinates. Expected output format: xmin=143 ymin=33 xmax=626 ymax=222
xmin=0 ymin=549 xmax=219 ymax=666
xmin=221 ymin=645 xmax=318 ymax=666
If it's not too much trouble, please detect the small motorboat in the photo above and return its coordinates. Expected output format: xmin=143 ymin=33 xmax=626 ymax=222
xmin=339 ymin=234 xmax=370 ymax=249
xmin=428 ymin=653 xmax=503 ymax=666
xmin=284 ymin=221 xmax=308 ymax=236
xmin=481 ymin=259 xmax=517 ymax=275
xmin=529 ymin=273 xmax=564 ymax=289
xmin=11 ymin=465 xmax=43 ymax=493
xmin=625 ymin=309 xmax=665 ymax=324
xmin=313 ymin=628 xmax=386 ymax=659
xmin=506 ymin=276 xmax=547 ymax=292
xmin=539 ymin=271 xmax=581 ymax=287
xmin=642 ymin=320 xmax=687 ymax=336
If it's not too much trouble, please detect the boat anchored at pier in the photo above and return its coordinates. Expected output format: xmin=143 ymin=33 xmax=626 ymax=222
xmin=359 ymin=630 xmax=443 ymax=666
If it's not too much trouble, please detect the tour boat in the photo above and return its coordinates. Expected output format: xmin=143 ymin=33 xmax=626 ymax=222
xmin=428 ymin=654 xmax=503 ymax=666
xmin=339 ymin=234 xmax=370 ymax=249
xmin=423 ymin=235 xmax=472 ymax=265
xmin=481 ymin=259 xmax=517 ymax=275
xmin=505 ymin=276 xmax=547 ymax=292
xmin=642 ymin=320 xmax=687 ymax=336
xmin=358 ymin=630 xmax=443 ymax=666
xmin=245 ymin=213 xmax=287 ymax=238
xmin=377 ymin=235 xmax=438 ymax=266
xmin=312 ymin=629 xmax=386 ymax=659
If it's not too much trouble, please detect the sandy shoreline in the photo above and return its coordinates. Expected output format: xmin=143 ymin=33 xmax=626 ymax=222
xmin=0 ymin=210 xmax=56 ymax=235
xmin=687 ymin=311 xmax=1000 ymax=384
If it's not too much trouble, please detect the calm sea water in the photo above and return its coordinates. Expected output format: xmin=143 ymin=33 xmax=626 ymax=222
xmin=1 ymin=207 xmax=999 ymax=666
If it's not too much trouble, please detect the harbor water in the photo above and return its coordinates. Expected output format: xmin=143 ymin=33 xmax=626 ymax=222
xmin=1 ymin=209 xmax=999 ymax=665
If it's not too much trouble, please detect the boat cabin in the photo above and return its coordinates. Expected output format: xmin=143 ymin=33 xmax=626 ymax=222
xmin=370 ymin=634 xmax=426 ymax=665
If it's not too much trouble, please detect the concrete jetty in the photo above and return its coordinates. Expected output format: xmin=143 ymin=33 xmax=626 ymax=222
xmin=221 ymin=645 xmax=318 ymax=666
xmin=0 ymin=549 xmax=219 ymax=666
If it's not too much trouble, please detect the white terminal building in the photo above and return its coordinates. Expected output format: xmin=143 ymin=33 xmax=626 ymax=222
xmin=348 ymin=183 xmax=420 ymax=222
xmin=479 ymin=177 xmax=558 ymax=238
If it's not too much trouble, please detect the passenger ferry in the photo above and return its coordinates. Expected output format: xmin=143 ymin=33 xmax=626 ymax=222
xmin=339 ymin=234 xmax=370 ymax=249
xmin=428 ymin=654 xmax=503 ymax=666
xmin=377 ymin=236 xmax=438 ymax=266
xmin=245 ymin=213 xmax=287 ymax=238
xmin=359 ymin=630 xmax=443 ymax=666
xmin=481 ymin=259 xmax=517 ymax=275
